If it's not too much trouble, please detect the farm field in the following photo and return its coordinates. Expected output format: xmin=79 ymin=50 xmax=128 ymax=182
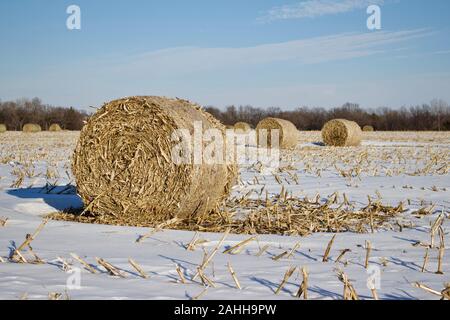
xmin=0 ymin=131 xmax=449 ymax=300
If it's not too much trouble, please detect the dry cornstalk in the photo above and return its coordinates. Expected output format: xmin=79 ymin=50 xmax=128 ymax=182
xmin=272 ymin=251 xmax=288 ymax=261
xmin=197 ymin=268 xmax=216 ymax=288
xmin=369 ymin=213 xmax=374 ymax=233
xmin=275 ymin=266 xmax=296 ymax=295
xmin=128 ymin=258 xmax=148 ymax=279
xmin=200 ymin=248 xmax=208 ymax=266
xmin=0 ymin=217 xmax=8 ymax=227
xmin=342 ymin=193 xmax=350 ymax=206
xmin=441 ymin=284 xmax=450 ymax=300
xmin=371 ymin=287 xmax=379 ymax=300
xmin=365 ymin=241 xmax=372 ymax=269
xmin=57 ymin=256 xmax=72 ymax=272
xmin=11 ymin=218 xmax=49 ymax=262
xmin=227 ymin=262 xmax=241 ymax=290
xmin=337 ymin=270 xmax=359 ymax=300
xmin=12 ymin=250 xmax=28 ymax=263
xmin=192 ymin=286 xmax=209 ymax=300
xmin=296 ymin=267 xmax=308 ymax=299
xmin=193 ymin=228 xmax=230 ymax=281
xmin=186 ymin=232 xmax=199 ymax=251
xmin=27 ymin=244 xmax=44 ymax=264
xmin=70 ymin=253 xmax=97 ymax=274
xmin=286 ymin=242 xmax=301 ymax=259
xmin=335 ymin=249 xmax=351 ymax=264
xmin=413 ymin=282 xmax=443 ymax=297
xmin=95 ymin=257 xmax=126 ymax=278
xmin=430 ymin=214 xmax=444 ymax=249
xmin=52 ymin=191 xmax=406 ymax=237
xmin=256 ymin=245 xmax=270 ymax=257
xmin=421 ymin=248 xmax=429 ymax=273
xmin=48 ymin=292 xmax=62 ymax=300
xmin=436 ymin=226 xmax=445 ymax=275
xmin=223 ymin=236 xmax=257 ymax=255
xmin=322 ymin=234 xmax=336 ymax=262
xmin=176 ymin=265 xmax=187 ymax=284
xmin=136 ymin=217 xmax=179 ymax=243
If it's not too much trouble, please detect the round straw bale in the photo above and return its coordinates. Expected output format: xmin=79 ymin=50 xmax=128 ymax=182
xmin=234 ymin=122 xmax=252 ymax=133
xmin=362 ymin=125 xmax=374 ymax=132
xmin=72 ymin=96 xmax=237 ymax=223
xmin=22 ymin=123 xmax=42 ymax=133
xmin=321 ymin=119 xmax=362 ymax=147
xmin=256 ymin=118 xmax=299 ymax=149
xmin=0 ymin=124 xmax=6 ymax=133
xmin=49 ymin=123 xmax=62 ymax=132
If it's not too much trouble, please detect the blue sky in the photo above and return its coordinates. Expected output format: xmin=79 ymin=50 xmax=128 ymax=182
xmin=1 ymin=0 xmax=450 ymax=110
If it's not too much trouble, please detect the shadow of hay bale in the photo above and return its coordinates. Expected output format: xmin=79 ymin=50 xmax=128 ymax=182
xmin=7 ymin=186 xmax=83 ymax=212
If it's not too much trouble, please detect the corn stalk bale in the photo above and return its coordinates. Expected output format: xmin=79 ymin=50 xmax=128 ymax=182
xmin=0 ymin=124 xmax=6 ymax=133
xmin=321 ymin=119 xmax=362 ymax=147
xmin=234 ymin=122 xmax=251 ymax=133
xmin=72 ymin=96 xmax=237 ymax=224
xmin=256 ymin=118 xmax=299 ymax=149
xmin=22 ymin=123 xmax=42 ymax=133
xmin=49 ymin=123 xmax=62 ymax=132
xmin=363 ymin=125 xmax=374 ymax=132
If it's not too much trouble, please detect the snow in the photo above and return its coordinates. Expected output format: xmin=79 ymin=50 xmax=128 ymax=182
xmin=0 ymin=131 xmax=449 ymax=300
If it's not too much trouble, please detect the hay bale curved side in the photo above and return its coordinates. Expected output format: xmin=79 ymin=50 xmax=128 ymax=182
xmin=72 ymin=96 xmax=237 ymax=224
xmin=234 ymin=122 xmax=252 ymax=133
xmin=363 ymin=125 xmax=374 ymax=132
xmin=321 ymin=119 xmax=362 ymax=147
xmin=49 ymin=123 xmax=62 ymax=132
xmin=0 ymin=124 xmax=6 ymax=133
xmin=256 ymin=118 xmax=299 ymax=149
xmin=22 ymin=123 xmax=42 ymax=133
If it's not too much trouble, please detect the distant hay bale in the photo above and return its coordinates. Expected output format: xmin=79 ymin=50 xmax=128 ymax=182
xmin=22 ymin=123 xmax=42 ymax=133
xmin=321 ymin=119 xmax=362 ymax=147
xmin=0 ymin=124 xmax=6 ymax=133
xmin=73 ymin=96 xmax=237 ymax=224
xmin=256 ymin=118 xmax=299 ymax=149
xmin=49 ymin=123 xmax=62 ymax=132
xmin=363 ymin=125 xmax=374 ymax=132
xmin=234 ymin=122 xmax=252 ymax=133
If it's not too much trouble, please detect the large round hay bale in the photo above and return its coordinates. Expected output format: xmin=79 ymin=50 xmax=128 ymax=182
xmin=362 ymin=125 xmax=374 ymax=132
xmin=22 ymin=123 xmax=42 ymax=133
xmin=0 ymin=124 xmax=6 ymax=133
xmin=72 ymin=96 xmax=237 ymax=224
xmin=49 ymin=123 xmax=62 ymax=132
xmin=256 ymin=118 xmax=299 ymax=149
xmin=234 ymin=122 xmax=252 ymax=133
xmin=321 ymin=119 xmax=362 ymax=147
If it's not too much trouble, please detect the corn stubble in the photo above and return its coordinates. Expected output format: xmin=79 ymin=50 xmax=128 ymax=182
xmin=51 ymin=194 xmax=406 ymax=237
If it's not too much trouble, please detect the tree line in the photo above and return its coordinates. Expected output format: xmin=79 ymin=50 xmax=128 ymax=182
xmin=205 ymin=100 xmax=450 ymax=131
xmin=0 ymin=98 xmax=88 ymax=131
xmin=1 ymin=97 xmax=449 ymax=131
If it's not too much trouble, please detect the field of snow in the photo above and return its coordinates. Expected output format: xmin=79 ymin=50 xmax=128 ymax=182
xmin=0 ymin=131 xmax=449 ymax=300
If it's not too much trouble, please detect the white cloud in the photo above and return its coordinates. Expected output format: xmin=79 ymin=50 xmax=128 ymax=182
xmin=0 ymin=29 xmax=433 ymax=109
xmin=434 ymin=49 xmax=450 ymax=55
xmin=259 ymin=0 xmax=384 ymax=22
xmin=116 ymin=29 xmax=429 ymax=75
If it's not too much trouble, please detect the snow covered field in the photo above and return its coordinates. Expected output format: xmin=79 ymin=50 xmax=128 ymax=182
xmin=0 ymin=131 xmax=448 ymax=300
